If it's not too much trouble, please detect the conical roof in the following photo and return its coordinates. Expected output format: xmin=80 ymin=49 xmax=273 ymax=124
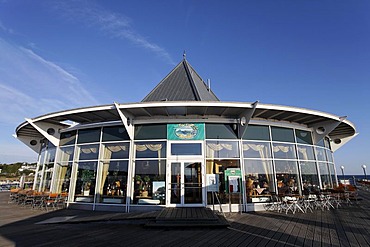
xmin=142 ymin=59 xmax=219 ymax=102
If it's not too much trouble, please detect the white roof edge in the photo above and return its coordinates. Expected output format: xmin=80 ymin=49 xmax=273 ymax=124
xmin=16 ymin=101 xmax=356 ymax=137
xmin=256 ymin=103 xmax=357 ymax=132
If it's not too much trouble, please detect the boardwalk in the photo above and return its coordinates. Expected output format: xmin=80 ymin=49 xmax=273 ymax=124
xmin=0 ymin=189 xmax=370 ymax=247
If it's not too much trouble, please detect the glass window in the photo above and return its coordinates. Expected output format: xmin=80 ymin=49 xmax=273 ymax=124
xmin=297 ymin=145 xmax=315 ymax=160
xmin=243 ymin=125 xmax=270 ymax=141
xmin=205 ymin=124 xmax=238 ymax=139
xmin=300 ymin=162 xmax=320 ymax=193
xmin=58 ymin=146 xmax=75 ymax=163
xmin=243 ymin=141 xmax=272 ymax=159
xmin=74 ymin=161 xmax=98 ymax=202
xmin=206 ymin=141 xmax=240 ymax=159
xmin=46 ymin=145 xmax=56 ymax=164
xmin=326 ymin=149 xmax=333 ymax=163
xmin=328 ymin=163 xmax=337 ymax=187
xmin=132 ymin=160 xmax=166 ymax=205
xmin=275 ymin=160 xmax=300 ymax=194
xmin=135 ymin=141 xmax=166 ymax=158
xmin=295 ymin=129 xmax=313 ymax=144
xmin=324 ymin=138 xmax=331 ymax=150
xmin=102 ymin=143 xmax=130 ymax=160
xmin=316 ymin=139 xmax=325 ymax=147
xmin=272 ymin=143 xmax=296 ymax=159
xmin=98 ymin=161 xmax=128 ymax=204
xmin=77 ymin=144 xmax=99 ymax=160
xmin=40 ymin=163 xmax=53 ymax=192
xmin=315 ymin=147 xmax=327 ymax=161
xmin=60 ymin=130 xmax=76 ymax=146
xmin=134 ymin=124 xmax=166 ymax=140
xmin=102 ymin=126 xmax=130 ymax=141
xmin=171 ymin=143 xmax=202 ymax=155
xmin=271 ymin=127 xmax=294 ymax=142
xmin=77 ymin=128 xmax=101 ymax=144
xmin=206 ymin=159 xmax=241 ymax=204
xmin=244 ymin=160 xmax=274 ymax=202
xmin=53 ymin=162 xmax=72 ymax=193
xmin=318 ymin=162 xmax=330 ymax=189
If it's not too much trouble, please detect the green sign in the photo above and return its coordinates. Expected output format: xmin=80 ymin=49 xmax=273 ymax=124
xmin=225 ymin=168 xmax=242 ymax=193
xmin=167 ymin=123 xmax=205 ymax=140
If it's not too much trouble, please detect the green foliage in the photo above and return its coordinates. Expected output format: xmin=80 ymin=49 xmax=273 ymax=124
xmin=1 ymin=163 xmax=22 ymax=175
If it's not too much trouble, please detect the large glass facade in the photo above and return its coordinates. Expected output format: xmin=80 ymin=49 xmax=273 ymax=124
xmin=133 ymin=139 xmax=166 ymax=205
xmin=45 ymin=122 xmax=337 ymax=211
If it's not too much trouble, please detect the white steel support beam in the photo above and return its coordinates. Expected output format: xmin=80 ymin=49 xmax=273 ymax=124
xmin=114 ymin=102 xmax=134 ymax=140
xmin=238 ymin=101 xmax=259 ymax=138
xmin=25 ymin=118 xmax=61 ymax=147
xmin=331 ymin=133 xmax=359 ymax=152
xmin=309 ymin=116 xmax=347 ymax=145
xmin=13 ymin=134 xmax=41 ymax=153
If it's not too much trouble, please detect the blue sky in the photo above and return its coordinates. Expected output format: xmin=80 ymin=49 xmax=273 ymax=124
xmin=0 ymin=0 xmax=369 ymax=175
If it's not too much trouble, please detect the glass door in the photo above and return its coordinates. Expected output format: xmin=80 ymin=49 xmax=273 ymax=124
xmin=167 ymin=161 xmax=204 ymax=207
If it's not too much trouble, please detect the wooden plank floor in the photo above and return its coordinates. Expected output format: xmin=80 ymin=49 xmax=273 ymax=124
xmin=1 ymin=188 xmax=370 ymax=246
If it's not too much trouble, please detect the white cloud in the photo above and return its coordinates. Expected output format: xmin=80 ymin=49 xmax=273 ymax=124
xmin=0 ymin=20 xmax=13 ymax=34
xmin=53 ymin=1 xmax=175 ymax=65
xmin=0 ymin=38 xmax=99 ymax=125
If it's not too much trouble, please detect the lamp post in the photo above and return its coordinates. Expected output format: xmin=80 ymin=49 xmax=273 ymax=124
xmin=340 ymin=166 xmax=345 ymax=187
xmin=362 ymin=165 xmax=367 ymax=180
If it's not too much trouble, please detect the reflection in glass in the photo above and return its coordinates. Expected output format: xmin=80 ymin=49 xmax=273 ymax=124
xmin=206 ymin=141 xmax=239 ymax=159
xmin=271 ymin=127 xmax=294 ymax=142
xmin=318 ymin=162 xmax=330 ymax=189
xmin=295 ymin=129 xmax=313 ymax=144
xmin=328 ymin=163 xmax=337 ymax=187
xmin=275 ymin=160 xmax=300 ymax=195
xmin=74 ymin=161 xmax=98 ymax=203
xmin=315 ymin=147 xmax=327 ymax=161
xmin=326 ymin=149 xmax=333 ymax=163
xmin=243 ymin=141 xmax=271 ymax=159
xmin=184 ymin=162 xmax=202 ymax=204
xmin=297 ymin=145 xmax=315 ymax=160
xmin=98 ymin=161 xmax=128 ymax=204
xmin=300 ymin=161 xmax=320 ymax=193
xmin=244 ymin=159 xmax=274 ymax=202
xmin=102 ymin=143 xmax=129 ymax=160
xmin=171 ymin=143 xmax=202 ymax=155
xmin=60 ymin=130 xmax=76 ymax=146
xmin=54 ymin=162 xmax=72 ymax=193
xmin=102 ymin=126 xmax=129 ymax=141
xmin=134 ymin=124 xmax=167 ymax=140
xmin=135 ymin=141 xmax=166 ymax=158
xmin=59 ymin=146 xmax=74 ymax=163
xmin=272 ymin=143 xmax=296 ymax=159
xmin=77 ymin=144 xmax=99 ymax=160
xmin=170 ymin=162 xmax=181 ymax=204
xmin=77 ymin=128 xmax=101 ymax=144
xmin=205 ymin=124 xmax=238 ymax=139
xmin=243 ymin=125 xmax=270 ymax=141
xmin=133 ymin=160 xmax=166 ymax=205
xmin=206 ymin=159 xmax=240 ymax=204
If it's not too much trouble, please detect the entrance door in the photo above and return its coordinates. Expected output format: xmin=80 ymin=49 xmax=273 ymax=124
xmin=167 ymin=161 xmax=204 ymax=206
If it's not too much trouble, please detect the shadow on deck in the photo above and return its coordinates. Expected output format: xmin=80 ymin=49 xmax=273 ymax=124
xmin=145 ymin=207 xmax=230 ymax=228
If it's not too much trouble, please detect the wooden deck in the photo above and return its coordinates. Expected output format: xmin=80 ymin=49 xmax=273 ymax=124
xmin=0 ymin=188 xmax=370 ymax=246
xmin=146 ymin=207 xmax=230 ymax=227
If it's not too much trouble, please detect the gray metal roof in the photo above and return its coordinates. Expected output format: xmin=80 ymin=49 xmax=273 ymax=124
xmin=142 ymin=59 xmax=219 ymax=102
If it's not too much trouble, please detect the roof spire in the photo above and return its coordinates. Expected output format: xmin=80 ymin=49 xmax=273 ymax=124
xmin=183 ymin=50 xmax=186 ymax=60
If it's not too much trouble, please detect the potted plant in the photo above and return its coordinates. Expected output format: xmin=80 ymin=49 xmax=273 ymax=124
xmin=81 ymin=170 xmax=94 ymax=196
xmin=141 ymin=175 xmax=151 ymax=197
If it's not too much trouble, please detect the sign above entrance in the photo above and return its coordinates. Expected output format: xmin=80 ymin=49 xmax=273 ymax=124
xmin=167 ymin=123 xmax=205 ymax=140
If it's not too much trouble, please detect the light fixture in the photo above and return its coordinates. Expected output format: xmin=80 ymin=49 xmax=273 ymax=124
xmin=316 ymin=127 xmax=325 ymax=135
xmin=362 ymin=165 xmax=367 ymax=180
